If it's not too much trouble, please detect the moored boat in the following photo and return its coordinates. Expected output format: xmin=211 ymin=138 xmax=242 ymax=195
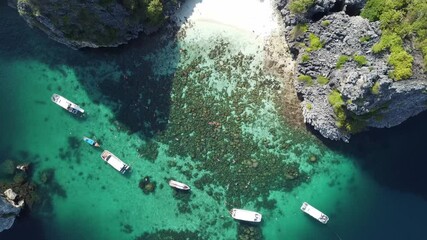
xmin=230 ymin=208 xmax=262 ymax=222
xmin=100 ymin=150 xmax=130 ymax=174
xmin=300 ymin=202 xmax=329 ymax=224
xmin=168 ymin=180 xmax=190 ymax=190
xmin=83 ymin=136 xmax=100 ymax=147
xmin=51 ymin=93 xmax=84 ymax=115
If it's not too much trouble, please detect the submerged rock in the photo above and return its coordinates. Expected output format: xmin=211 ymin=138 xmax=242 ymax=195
xmin=139 ymin=176 xmax=156 ymax=194
xmin=0 ymin=159 xmax=16 ymax=176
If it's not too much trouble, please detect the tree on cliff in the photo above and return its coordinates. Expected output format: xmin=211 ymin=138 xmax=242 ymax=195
xmin=15 ymin=0 xmax=176 ymax=48
xmin=361 ymin=0 xmax=427 ymax=80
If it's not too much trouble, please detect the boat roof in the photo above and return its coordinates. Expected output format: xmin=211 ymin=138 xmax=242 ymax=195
xmin=301 ymin=202 xmax=328 ymax=223
xmin=231 ymin=208 xmax=262 ymax=222
xmin=169 ymin=180 xmax=190 ymax=189
xmin=54 ymin=95 xmax=73 ymax=109
xmin=84 ymin=137 xmax=95 ymax=145
xmin=52 ymin=94 xmax=84 ymax=113
xmin=101 ymin=150 xmax=129 ymax=173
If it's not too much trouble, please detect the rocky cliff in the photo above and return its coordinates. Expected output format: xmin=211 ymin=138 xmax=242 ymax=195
xmin=276 ymin=0 xmax=427 ymax=141
xmin=9 ymin=0 xmax=182 ymax=49
xmin=0 ymin=190 xmax=23 ymax=233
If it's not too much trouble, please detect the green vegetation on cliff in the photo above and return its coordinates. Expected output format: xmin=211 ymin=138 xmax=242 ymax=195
xmin=328 ymin=90 xmax=346 ymax=128
xmin=290 ymin=23 xmax=308 ymax=39
xmin=317 ymin=76 xmax=329 ymax=85
xmin=18 ymin=0 xmax=167 ymax=46
xmin=359 ymin=36 xmax=371 ymax=43
xmin=328 ymin=90 xmax=366 ymax=133
xmin=301 ymin=53 xmax=310 ymax=62
xmin=336 ymin=55 xmax=350 ymax=69
xmin=371 ymin=81 xmax=380 ymax=95
xmin=123 ymin=0 xmax=164 ymax=25
xmin=307 ymin=33 xmax=323 ymax=52
xmin=146 ymin=0 xmax=164 ymax=25
xmin=298 ymin=74 xmax=313 ymax=85
xmin=361 ymin=0 xmax=427 ymax=80
xmin=321 ymin=20 xmax=331 ymax=27
xmin=289 ymin=0 xmax=315 ymax=14
xmin=353 ymin=54 xmax=368 ymax=67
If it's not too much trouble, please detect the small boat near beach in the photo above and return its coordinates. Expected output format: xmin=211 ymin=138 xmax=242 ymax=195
xmin=51 ymin=93 xmax=84 ymax=115
xmin=100 ymin=150 xmax=130 ymax=174
xmin=168 ymin=180 xmax=190 ymax=190
xmin=83 ymin=136 xmax=100 ymax=147
xmin=230 ymin=208 xmax=262 ymax=223
xmin=300 ymin=202 xmax=329 ymax=224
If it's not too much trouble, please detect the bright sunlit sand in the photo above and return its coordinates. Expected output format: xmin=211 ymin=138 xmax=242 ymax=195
xmin=174 ymin=0 xmax=280 ymax=37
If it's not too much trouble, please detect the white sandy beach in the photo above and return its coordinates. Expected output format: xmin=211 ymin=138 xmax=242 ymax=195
xmin=174 ymin=0 xmax=280 ymax=38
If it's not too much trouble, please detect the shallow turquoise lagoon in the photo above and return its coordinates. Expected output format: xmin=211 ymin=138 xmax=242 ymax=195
xmin=1 ymin=3 xmax=427 ymax=240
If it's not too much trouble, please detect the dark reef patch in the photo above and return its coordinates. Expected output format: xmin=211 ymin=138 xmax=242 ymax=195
xmin=136 ymin=229 xmax=204 ymax=240
xmin=155 ymin=38 xmax=313 ymax=211
xmin=237 ymin=221 xmax=264 ymax=240
xmin=137 ymin=140 xmax=159 ymax=162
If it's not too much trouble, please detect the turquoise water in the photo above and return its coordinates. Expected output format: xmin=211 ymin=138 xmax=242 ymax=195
xmin=1 ymin=3 xmax=427 ymax=240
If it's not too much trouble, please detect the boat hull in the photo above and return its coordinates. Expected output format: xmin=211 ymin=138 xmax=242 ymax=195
xmin=83 ymin=137 xmax=100 ymax=147
xmin=230 ymin=208 xmax=262 ymax=222
xmin=51 ymin=93 xmax=84 ymax=115
xmin=100 ymin=150 xmax=130 ymax=174
xmin=168 ymin=180 xmax=190 ymax=190
xmin=300 ymin=202 xmax=329 ymax=224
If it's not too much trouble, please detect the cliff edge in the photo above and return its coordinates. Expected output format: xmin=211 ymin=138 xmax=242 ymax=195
xmin=9 ymin=0 xmax=182 ymax=49
xmin=277 ymin=0 xmax=427 ymax=141
xmin=0 ymin=189 xmax=23 ymax=233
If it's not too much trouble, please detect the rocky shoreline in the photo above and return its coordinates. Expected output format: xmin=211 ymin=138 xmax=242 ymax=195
xmin=0 ymin=189 xmax=23 ymax=233
xmin=8 ymin=0 xmax=184 ymax=49
xmin=275 ymin=0 xmax=427 ymax=142
xmin=7 ymin=0 xmax=427 ymax=142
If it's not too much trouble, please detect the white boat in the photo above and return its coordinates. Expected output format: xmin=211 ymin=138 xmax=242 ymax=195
xmin=168 ymin=180 xmax=190 ymax=190
xmin=230 ymin=208 xmax=262 ymax=223
xmin=100 ymin=150 xmax=130 ymax=174
xmin=300 ymin=202 xmax=329 ymax=224
xmin=51 ymin=93 xmax=84 ymax=115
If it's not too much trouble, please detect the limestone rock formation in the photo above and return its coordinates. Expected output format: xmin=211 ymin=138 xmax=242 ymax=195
xmin=0 ymin=189 xmax=23 ymax=232
xmin=9 ymin=0 xmax=182 ymax=49
xmin=277 ymin=0 xmax=427 ymax=141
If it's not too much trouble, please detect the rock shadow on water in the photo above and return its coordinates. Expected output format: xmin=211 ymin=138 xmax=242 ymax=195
xmin=4 ymin=7 xmax=186 ymax=140
xmin=77 ymin=23 xmax=185 ymax=139
xmin=321 ymin=110 xmax=427 ymax=200
xmin=0 ymin=214 xmax=47 ymax=240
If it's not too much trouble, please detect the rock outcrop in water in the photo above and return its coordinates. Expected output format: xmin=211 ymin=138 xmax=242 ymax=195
xmin=276 ymin=0 xmax=427 ymax=141
xmin=0 ymin=189 xmax=23 ymax=232
xmin=8 ymin=0 xmax=182 ymax=49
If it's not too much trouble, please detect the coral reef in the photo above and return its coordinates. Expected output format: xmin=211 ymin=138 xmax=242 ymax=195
xmin=139 ymin=176 xmax=156 ymax=194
